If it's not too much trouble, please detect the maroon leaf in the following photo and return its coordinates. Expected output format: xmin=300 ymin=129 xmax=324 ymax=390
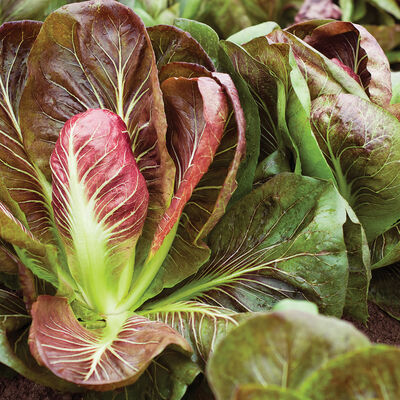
xmin=29 ymin=295 xmax=191 ymax=390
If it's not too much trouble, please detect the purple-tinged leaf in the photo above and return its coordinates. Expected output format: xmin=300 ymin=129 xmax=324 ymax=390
xmin=0 ymin=21 xmax=53 ymax=240
xmin=29 ymin=295 xmax=191 ymax=390
xmin=159 ymin=62 xmax=212 ymax=83
xmin=290 ymin=21 xmax=392 ymax=106
xmin=148 ymin=25 xmax=215 ymax=71
xmin=151 ymin=76 xmax=228 ymax=252
xmin=50 ymin=109 xmax=148 ymax=313
xmin=19 ymin=0 xmax=175 ymax=251
xmin=295 ymin=0 xmax=341 ymax=22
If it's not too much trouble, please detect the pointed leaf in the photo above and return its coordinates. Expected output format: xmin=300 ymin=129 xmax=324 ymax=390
xmin=19 ymin=0 xmax=175 ymax=249
xmin=51 ymin=109 xmax=149 ymax=313
xmin=311 ymin=94 xmax=400 ymax=241
xmin=29 ymin=295 xmax=191 ymax=390
xmin=148 ymin=24 xmax=214 ymax=71
xmin=0 ymin=21 xmax=52 ymax=239
xmin=207 ymin=311 xmax=370 ymax=400
xmin=299 ymin=346 xmax=400 ymax=399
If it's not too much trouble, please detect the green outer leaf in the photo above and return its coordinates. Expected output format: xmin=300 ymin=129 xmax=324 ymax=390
xmin=342 ymin=205 xmax=371 ymax=322
xmin=174 ymin=18 xmax=220 ymax=68
xmin=227 ymin=22 xmax=280 ymax=45
xmin=371 ymin=225 xmax=400 ymax=269
xmin=299 ymin=346 xmax=400 ymax=399
xmin=0 ymin=243 xmax=18 ymax=274
xmin=207 ymin=311 xmax=370 ymax=400
xmin=391 ymin=71 xmax=400 ymax=104
xmin=311 ymin=94 xmax=400 ymax=242
xmin=267 ymin=30 xmax=369 ymax=101
xmin=29 ymin=295 xmax=192 ymax=390
xmin=150 ymin=173 xmax=351 ymax=317
xmin=233 ymin=384 xmax=308 ymax=400
xmin=369 ymin=264 xmax=400 ymax=320
xmin=367 ymin=0 xmax=400 ymax=19
xmin=286 ymin=48 xmax=335 ymax=182
xmin=148 ymin=24 xmax=215 ymax=71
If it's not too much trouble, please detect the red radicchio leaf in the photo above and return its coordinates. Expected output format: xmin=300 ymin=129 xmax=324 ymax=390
xmin=51 ymin=109 xmax=149 ymax=246
xmin=150 ymin=77 xmax=229 ymax=253
xmin=29 ymin=295 xmax=191 ymax=390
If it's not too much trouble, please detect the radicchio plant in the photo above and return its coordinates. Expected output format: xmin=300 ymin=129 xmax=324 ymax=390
xmin=0 ymin=0 xmax=246 ymax=391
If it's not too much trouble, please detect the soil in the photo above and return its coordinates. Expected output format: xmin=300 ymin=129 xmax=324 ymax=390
xmin=1 ymin=302 xmax=399 ymax=399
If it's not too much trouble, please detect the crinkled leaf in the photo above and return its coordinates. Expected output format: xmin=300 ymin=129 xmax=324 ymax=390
xmin=152 ymin=173 xmax=351 ymax=317
xmin=207 ymin=311 xmax=370 ymax=400
xmin=19 ymin=0 xmax=175 ymax=252
xmin=148 ymin=25 xmax=214 ymax=71
xmin=267 ymin=29 xmax=369 ymax=101
xmin=311 ymin=94 xmax=400 ymax=241
xmin=288 ymin=21 xmax=391 ymax=106
xmin=29 ymin=295 xmax=191 ymax=390
xmin=299 ymin=346 xmax=400 ymax=399
xmin=51 ymin=109 xmax=149 ymax=314
xmin=0 ymin=21 xmax=53 ymax=239
xmin=369 ymin=264 xmax=400 ymax=320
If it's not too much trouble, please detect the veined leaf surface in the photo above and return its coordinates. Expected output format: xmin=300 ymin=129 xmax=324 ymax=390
xmin=29 ymin=295 xmax=191 ymax=390
xmin=311 ymin=94 xmax=400 ymax=241
xmin=51 ymin=109 xmax=148 ymax=313
xmin=0 ymin=21 xmax=53 ymax=239
xmin=19 ymin=0 xmax=175 ymax=249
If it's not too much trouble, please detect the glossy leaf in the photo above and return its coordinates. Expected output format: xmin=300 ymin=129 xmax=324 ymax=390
xmin=311 ymin=94 xmax=400 ymax=241
xmin=207 ymin=311 xmax=370 ymax=400
xmin=0 ymin=21 xmax=53 ymax=239
xmin=51 ymin=109 xmax=148 ymax=314
xmin=29 ymin=295 xmax=191 ymax=390
xmin=299 ymin=346 xmax=400 ymax=399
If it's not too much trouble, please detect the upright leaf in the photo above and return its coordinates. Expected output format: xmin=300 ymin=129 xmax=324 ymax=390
xmin=19 ymin=0 xmax=175 ymax=249
xmin=0 ymin=21 xmax=53 ymax=239
xmin=311 ymin=94 xmax=400 ymax=241
xmin=51 ymin=109 xmax=149 ymax=314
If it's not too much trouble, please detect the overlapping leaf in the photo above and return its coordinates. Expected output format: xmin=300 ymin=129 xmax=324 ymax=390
xmin=148 ymin=173 xmax=352 ymax=317
xmin=311 ymin=93 xmax=400 ymax=241
xmin=371 ymin=225 xmax=400 ymax=268
xmin=287 ymin=20 xmax=392 ymax=106
xmin=51 ymin=109 xmax=149 ymax=313
xmin=29 ymin=295 xmax=191 ymax=391
xmin=19 ymin=0 xmax=175 ymax=251
xmin=0 ymin=21 xmax=54 ymax=239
